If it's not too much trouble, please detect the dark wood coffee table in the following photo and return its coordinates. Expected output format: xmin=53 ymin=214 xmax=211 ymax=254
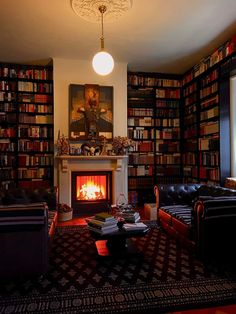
xmin=89 ymin=226 xmax=150 ymax=257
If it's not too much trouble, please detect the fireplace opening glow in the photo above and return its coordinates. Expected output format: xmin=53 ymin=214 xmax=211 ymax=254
xmin=76 ymin=175 xmax=107 ymax=201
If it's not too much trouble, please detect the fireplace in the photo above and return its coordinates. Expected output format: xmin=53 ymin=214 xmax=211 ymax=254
xmin=71 ymin=171 xmax=112 ymax=216
xmin=56 ymin=155 xmax=128 ymax=217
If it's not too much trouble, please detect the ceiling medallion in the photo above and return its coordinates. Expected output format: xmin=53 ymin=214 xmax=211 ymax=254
xmin=71 ymin=0 xmax=133 ymax=23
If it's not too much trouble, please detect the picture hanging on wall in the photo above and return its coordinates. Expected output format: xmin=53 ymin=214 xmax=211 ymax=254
xmin=69 ymin=84 xmax=113 ymax=141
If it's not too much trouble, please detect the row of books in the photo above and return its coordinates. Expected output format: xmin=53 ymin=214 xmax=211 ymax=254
xmin=156 ymin=100 xmax=179 ymax=108
xmin=128 ymin=128 xmax=154 ymax=140
xmin=200 ymin=107 xmax=218 ymax=121
xmin=18 ymin=126 xmax=53 ymax=138
xmin=0 ymin=81 xmax=17 ymax=91
xmin=0 ymin=127 xmax=16 ymax=137
xmin=183 ymin=82 xmax=197 ymax=97
xmin=0 ymin=155 xmax=16 ymax=167
xmin=0 ymin=91 xmax=16 ymax=101
xmin=18 ymin=94 xmax=53 ymax=103
xmin=0 ymin=139 xmax=16 ymax=151
xmin=200 ymin=94 xmax=219 ymax=109
xmin=184 ymin=94 xmax=197 ymax=106
xmin=18 ymin=167 xmax=52 ymax=179
xmin=156 ymin=89 xmax=181 ymax=99
xmin=156 ymin=129 xmax=180 ymax=140
xmin=18 ymin=81 xmax=53 ymax=93
xmin=19 ymin=103 xmax=53 ymax=114
xmin=184 ymin=103 xmax=197 ymax=115
xmin=19 ymin=114 xmax=53 ymax=124
xmin=18 ymin=154 xmax=53 ymax=167
xmin=156 ymin=108 xmax=179 ymax=118
xmin=156 ymin=118 xmax=179 ymax=127
xmin=0 ymin=103 xmax=16 ymax=112
xmin=0 ymin=66 xmax=52 ymax=80
xmin=128 ymin=117 xmax=154 ymax=127
xmin=128 ymin=108 xmax=153 ymax=117
xmin=128 ymin=75 xmax=181 ymax=88
xmin=183 ymin=35 xmax=236 ymax=84
xmin=128 ymin=165 xmax=153 ymax=176
xmin=18 ymin=139 xmax=53 ymax=152
xmin=200 ymin=69 xmax=218 ymax=87
xmin=128 ymin=153 xmax=154 ymax=164
xmin=200 ymin=82 xmax=218 ymax=99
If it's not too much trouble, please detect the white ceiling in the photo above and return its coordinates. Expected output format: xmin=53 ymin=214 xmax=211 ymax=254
xmin=1 ymin=0 xmax=236 ymax=74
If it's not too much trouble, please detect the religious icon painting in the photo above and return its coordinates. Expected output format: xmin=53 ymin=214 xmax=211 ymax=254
xmin=69 ymin=84 xmax=113 ymax=141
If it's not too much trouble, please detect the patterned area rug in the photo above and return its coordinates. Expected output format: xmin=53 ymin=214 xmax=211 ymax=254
xmin=0 ymin=223 xmax=236 ymax=314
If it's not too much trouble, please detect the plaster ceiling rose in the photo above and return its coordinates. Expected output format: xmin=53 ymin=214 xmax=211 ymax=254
xmin=71 ymin=0 xmax=132 ymax=23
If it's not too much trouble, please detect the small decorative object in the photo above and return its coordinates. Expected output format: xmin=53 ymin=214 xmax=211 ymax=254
xmin=112 ymin=136 xmax=135 ymax=155
xmin=56 ymin=131 xmax=70 ymax=156
xmin=58 ymin=203 xmax=73 ymax=222
xmin=100 ymin=136 xmax=108 ymax=155
xmin=81 ymin=139 xmax=102 ymax=156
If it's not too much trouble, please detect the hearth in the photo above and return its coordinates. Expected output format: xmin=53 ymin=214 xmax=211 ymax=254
xmin=71 ymin=171 xmax=112 ymax=216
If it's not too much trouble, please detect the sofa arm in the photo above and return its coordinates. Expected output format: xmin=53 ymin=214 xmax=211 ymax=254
xmin=194 ymin=197 xmax=236 ymax=260
xmin=0 ymin=203 xmax=49 ymax=278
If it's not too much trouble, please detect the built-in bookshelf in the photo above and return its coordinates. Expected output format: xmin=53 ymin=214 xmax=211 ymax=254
xmin=127 ymin=72 xmax=182 ymax=205
xmin=182 ymin=49 xmax=236 ymax=185
xmin=0 ymin=63 xmax=54 ymax=190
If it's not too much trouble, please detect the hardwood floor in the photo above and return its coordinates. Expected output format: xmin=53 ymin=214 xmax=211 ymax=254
xmin=58 ymin=217 xmax=236 ymax=314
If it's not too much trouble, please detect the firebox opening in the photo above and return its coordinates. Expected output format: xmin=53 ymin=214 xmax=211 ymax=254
xmin=76 ymin=175 xmax=107 ymax=201
xmin=71 ymin=171 xmax=112 ymax=216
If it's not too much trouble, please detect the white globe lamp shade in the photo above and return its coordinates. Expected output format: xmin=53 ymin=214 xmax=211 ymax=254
xmin=92 ymin=51 xmax=114 ymax=75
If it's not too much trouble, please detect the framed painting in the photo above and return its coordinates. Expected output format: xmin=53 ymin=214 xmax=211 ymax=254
xmin=69 ymin=84 xmax=113 ymax=141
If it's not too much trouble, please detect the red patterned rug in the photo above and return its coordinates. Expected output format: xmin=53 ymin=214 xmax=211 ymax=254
xmin=0 ymin=223 xmax=236 ymax=313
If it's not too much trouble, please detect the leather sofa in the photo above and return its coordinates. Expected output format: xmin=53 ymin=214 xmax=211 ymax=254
xmin=0 ymin=187 xmax=58 ymax=278
xmin=154 ymin=183 xmax=236 ymax=262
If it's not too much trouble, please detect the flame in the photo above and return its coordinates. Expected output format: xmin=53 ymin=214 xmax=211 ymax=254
xmin=77 ymin=181 xmax=105 ymax=200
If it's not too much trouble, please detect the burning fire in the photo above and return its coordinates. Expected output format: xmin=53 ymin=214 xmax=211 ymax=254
xmin=77 ymin=181 xmax=105 ymax=200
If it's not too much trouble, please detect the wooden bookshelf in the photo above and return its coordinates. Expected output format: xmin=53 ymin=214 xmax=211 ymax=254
xmin=0 ymin=63 xmax=54 ymax=190
xmin=127 ymin=72 xmax=182 ymax=205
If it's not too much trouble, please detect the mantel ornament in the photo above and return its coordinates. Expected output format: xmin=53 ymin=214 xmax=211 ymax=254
xmin=112 ymin=136 xmax=135 ymax=155
xmin=81 ymin=139 xmax=102 ymax=156
xmin=56 ymin=131 xmax=70 ymax=156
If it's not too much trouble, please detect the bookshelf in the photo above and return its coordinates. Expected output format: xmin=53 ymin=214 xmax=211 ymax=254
xmin=0 ymin=63 xmax=54 ymax=190
xmin=127 ymin=72 xmax=182 ymax=205
xmin=182 ymin=52 xmax=236 ymax=185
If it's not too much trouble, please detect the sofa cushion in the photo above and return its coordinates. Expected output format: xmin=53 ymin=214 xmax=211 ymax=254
xmin=160 ymin=204 xmax=192 ymax=226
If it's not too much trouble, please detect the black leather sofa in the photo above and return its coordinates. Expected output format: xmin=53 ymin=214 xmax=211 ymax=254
xmin=154 ymin=183 xmax=236 ymax=261
xmin=0 ymin=187 xmax=58 ymax=278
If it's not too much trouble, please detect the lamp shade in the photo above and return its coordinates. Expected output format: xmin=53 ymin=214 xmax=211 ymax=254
xmin=92 ymin=51 xmax=114 ymax=75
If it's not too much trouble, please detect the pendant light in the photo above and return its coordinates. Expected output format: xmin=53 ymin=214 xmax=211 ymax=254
xmin=92 ymin=5 xmax=114 ymax=76
xmin=71 ymin=0 xmax=132 ymax=75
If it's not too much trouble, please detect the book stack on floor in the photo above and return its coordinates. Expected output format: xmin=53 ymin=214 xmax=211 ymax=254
xmin=119 ymin=210 xmax=140 ymax=223
xmin=123 ymin=222 xmax=148 ymax=231
xmin=87 ymin=212 xmax=119 ymax=235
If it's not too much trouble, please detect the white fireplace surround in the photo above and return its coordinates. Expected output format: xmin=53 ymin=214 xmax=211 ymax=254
xmin=55 ymin=155 xmax=128 ymax=207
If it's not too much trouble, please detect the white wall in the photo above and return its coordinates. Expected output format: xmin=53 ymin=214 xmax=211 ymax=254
xmin=53 ymin=57 xmax=128 ymax=184
xmin=230 ymin=75 xmax=236 ymax=176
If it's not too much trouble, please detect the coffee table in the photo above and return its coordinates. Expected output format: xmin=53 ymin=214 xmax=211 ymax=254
xmin=89 ymin=226 xmax=150 ymax=257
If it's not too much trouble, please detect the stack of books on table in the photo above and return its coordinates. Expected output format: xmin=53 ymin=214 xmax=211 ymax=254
xmin=87 ymin=212 xmax=119 ymax=235
xmin=119 ymin=210 xmax=140 ymax=223
xmin=123 ymin=222 xmax=148 ymax=231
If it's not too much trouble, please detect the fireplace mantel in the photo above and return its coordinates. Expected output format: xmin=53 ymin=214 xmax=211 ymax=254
xmin=56 ymin=155 xmax=127 ymax=172
xmin=55 ymin=155 xmax=128 ymax=208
